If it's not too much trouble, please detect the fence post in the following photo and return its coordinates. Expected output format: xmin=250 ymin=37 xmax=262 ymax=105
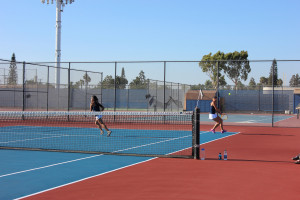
xmin=163 ymin=61 xmax=166 ymax=112
xmin=155 ymin=80 xmax=157 ymax=112
xmin=100 ymin=72 xmax=103 ymax=104
xmin=178 ymin=83 xmax=180 ymax=112
xmin=114 ymin=62 xmax=117 ymax=112
xmin=68 ymin=63 xmax=71 ymax=112
xmin=170 ymin=82 xmax=173 ymax=111
xmin=47 ymin=66 xmax=49 ymax=112
xmin=272 ymin=62 xmax=274 ymax=127
xmin=258 ymin=85 xmax=261 ymax=111
xmin=127 ymin=86 xmax=129 ymax=111
xmin=85 ymin=71 xmax=88 ymax=112
xmin=22 ymin=61 xmax=26 ymax=112
xmin=147 ymin=79 xmax=149 ymax=112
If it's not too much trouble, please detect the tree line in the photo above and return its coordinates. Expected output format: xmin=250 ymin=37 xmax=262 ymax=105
xmin=193 ymin=51 xmax=300 ymax=90
xmin=5 ymin=53 xmax=300 ymax=89
xmin=99 ymin=68 xmax=149 ymax=89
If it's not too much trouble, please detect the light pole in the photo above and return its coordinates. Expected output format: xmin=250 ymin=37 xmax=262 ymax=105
xmin=41 ymin=0 xmax=74 ymax=88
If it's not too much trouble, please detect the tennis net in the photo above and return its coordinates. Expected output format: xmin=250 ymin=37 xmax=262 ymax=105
xmin=0 ymin=111 xmax=199 ymax=158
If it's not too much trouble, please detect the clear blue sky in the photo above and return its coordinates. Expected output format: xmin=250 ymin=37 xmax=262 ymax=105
xmin=0 ymin=0 xmax=299 ymax=85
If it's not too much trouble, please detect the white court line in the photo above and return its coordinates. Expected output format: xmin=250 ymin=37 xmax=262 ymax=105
xmin=0 ymin=132 xmax=103 ymax=144
xmin=236 ymin=120 xmax=258 ymax=123
xmin=0 ymin=130 xmax=103 ymax=144
xmin=0 ymin=134 xmax=191 ymax=179
xmin=14 ymin=135 xmax=193 ymax=199
xmin=0 ymin=155 xmax=100 ymax=178
xmin=0 ymin=135 xmax=68 ymax=144
xmin=165 ymin=130 xmax=211 ymax=155
xmin=13 ymin=136 xmax=192 ymax=199
xmin=15 ymin=157 xmax=156 ymax=200
xmin=273 ymin=115 xmax=294 ymax=123
xmin=9 ymin=131 xmax=238 ymax=200
xmin=114 ymin=134 xmax=191 ymax=153
xmin=1 ymin=131 xmax=232 ymax=178
xmin=236 ymin=115 xmax=293 ymax=124
xmin=200 ymin=131 xmax=241 ymax=145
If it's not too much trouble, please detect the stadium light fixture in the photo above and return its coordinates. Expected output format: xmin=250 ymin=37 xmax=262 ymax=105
xmin=41 ymin=0 xmax=74 ymax=88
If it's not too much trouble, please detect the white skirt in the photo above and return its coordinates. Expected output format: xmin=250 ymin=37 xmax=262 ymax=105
xmin=96 ymin=115 xmax=102 ymax=120
xmin=209 ymin=113 xmax=217 ymax=120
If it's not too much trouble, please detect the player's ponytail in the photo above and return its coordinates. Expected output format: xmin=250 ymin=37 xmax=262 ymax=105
xmin=91 ymin=95 xmax=98 ymax=102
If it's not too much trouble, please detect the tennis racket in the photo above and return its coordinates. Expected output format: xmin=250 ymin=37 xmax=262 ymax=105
xmin=220 ymin=113 xmax=228 ymax=120
xmin=196 ymin=89 xmax=204 ymax=108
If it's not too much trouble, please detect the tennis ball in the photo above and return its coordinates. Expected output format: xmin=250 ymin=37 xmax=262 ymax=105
xmin=228 ymin=93 xmax=231 ymax=95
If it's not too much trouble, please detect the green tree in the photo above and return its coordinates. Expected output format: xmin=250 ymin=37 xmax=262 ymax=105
xmin=70 ymin=81 xmax=79 ymax=89
xmin=249 ymin=77 xmax=256 ymax=89
xmin=99 ymin=71 xmax=128 ymax=90
xmin=116 ymin=67 xmax=128 ymax=89
xmin=129 ymin=70 xmax=148 ymax=89
xmin=8 ymin=53 xmax=18 ymax=85
xmin=224 ymin=51 xmax=251 ymax=90
xmin=101 ymin=75 xmax=115 ymax=89
xmin=259 ymin=76 xmax=269 ymax=86
xmin=25 ymin=79 xmax=37 ymax=85
xmin=191 ymin=84 xmax=205 ymax=90
xmin=74 ymin=79 xmax=85 ymax=89
xmin=289 ymin=74 xmax=300 ymax=87
xmin=236 ymin=80 xmax=246 ymax=90
xmin=199 ymin=51 xmax=227 ymax=89
xmin=121 ymin=67 xmax=125 ymax=78
xmin=277 ymin=79 xmax=283 ymax=86
xmin=204 ymin=80 xmax=214 ymax=89
xmin=268 ymin=59 xmax=278 ymax=86
xmin=83 ymin=73 xmax=91 ymax=87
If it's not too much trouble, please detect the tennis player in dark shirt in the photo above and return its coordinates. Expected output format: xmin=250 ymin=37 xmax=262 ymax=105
xmin=209 ymin=96 xmax=226 ymax=134
xmin=90 ymin=95 xmax=111 ymax=136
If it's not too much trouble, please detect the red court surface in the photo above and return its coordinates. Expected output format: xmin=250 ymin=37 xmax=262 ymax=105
xmin=24 ymin=125 xmax=300 ymax=200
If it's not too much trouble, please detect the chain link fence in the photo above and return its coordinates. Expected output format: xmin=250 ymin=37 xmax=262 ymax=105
xmin=1 ymin=59 xmax=299 ymax=127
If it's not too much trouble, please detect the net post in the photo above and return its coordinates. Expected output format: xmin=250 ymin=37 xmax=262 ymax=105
xmin=192 ymin=107 xmax=200 ymax=159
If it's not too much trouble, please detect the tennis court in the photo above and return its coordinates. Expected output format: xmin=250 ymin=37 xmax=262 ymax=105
xmin=0 ymin=125 xmax=192 ymax=156
xmin=0 ymin=106 xmax=299 ymax=200
xmin=1 ymin=124 xmax=300 ymax=200
xmin=0 ymin=122 xmax=238 ymax=199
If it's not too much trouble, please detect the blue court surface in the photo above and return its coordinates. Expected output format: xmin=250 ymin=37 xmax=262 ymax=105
xmin=0 ymin=126 xmax=238 ymax=200
xmin=0 ymin=125 xmax=193 ymax=155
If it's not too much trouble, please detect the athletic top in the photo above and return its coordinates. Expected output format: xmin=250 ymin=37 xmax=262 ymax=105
xmin=210 ymin=104 xmax=216 ymax=114
xmin=91 ymin=103 xmax=101 ymax=112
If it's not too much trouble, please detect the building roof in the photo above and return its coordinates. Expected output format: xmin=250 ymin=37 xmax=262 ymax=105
xmin=185 ymin=90 xmax=216 ymax=100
